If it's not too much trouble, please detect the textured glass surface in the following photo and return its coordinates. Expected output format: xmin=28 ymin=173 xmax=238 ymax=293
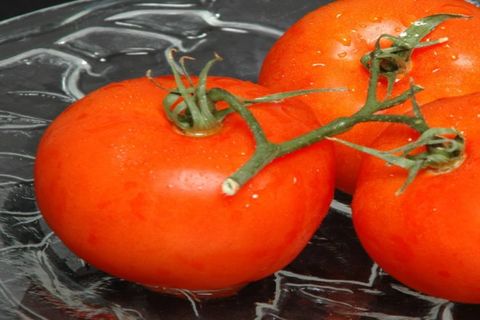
xmin=0 ymin=0 xmax=480 ymax=319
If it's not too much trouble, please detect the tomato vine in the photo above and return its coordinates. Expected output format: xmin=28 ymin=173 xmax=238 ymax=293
xmin=154 ymin=14 xmax=467 ymax=195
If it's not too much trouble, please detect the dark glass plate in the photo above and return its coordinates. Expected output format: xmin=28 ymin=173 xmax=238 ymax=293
xmin=0 ymin=0 xmax=479 ymax=319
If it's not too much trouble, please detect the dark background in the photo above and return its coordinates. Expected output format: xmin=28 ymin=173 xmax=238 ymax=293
xmin=0 ymin=0 xmax=78 ymax=20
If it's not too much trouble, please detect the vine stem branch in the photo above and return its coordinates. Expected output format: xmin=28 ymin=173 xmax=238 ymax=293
xmin=209 ymin=82 xmax=428 ymax=195
xmin=208 ymin=14 xmax=468 ymax=195
xmin=157 ymin=14 xmax=467 ymax=195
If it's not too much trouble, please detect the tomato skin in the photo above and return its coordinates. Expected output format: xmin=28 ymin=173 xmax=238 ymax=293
xmin=259 ymin=0 xmax=480 ymax=193
xmin=34 ymin=76 xmax=335 ymax=292
xmin=352 ymin=92 xmax=480 ymax=303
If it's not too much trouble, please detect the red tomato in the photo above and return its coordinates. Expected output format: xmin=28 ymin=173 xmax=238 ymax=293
xmin=259 ymin=0 xmax=480 ymax=193
xmin=352 ymin=92 xmax=480 ymax=303
xmin=34 ymin=76 xmax=335 ymax=296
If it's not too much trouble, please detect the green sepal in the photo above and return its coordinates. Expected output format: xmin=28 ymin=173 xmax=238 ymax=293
xmin=361 ymin=14 xmax=470 ymax=96
xmin=328 ymin=127 xmax=464 ymax=194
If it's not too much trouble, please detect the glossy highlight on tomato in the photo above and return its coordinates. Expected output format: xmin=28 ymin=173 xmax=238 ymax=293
xmin=34 ymin=76 xmax=335 ymax=295
xmin=352 ymin=92 xmax=480 ymax=303
xmin=259 ymin=0 xmax=480 ymax=193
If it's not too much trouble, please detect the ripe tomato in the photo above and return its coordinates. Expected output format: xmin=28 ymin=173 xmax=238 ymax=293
xmin=34 ymin=75 xmax=335 ymax=296
xmin=352 ymin=92 xmax=480 ymax=303
xmin=259 ymin=0 xmax=480 ymax=193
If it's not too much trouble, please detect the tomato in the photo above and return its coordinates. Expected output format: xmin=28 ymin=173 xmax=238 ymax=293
xmin=259 ymin=0 xmax=480 ymax=193
xmin=352 ymin=92 xmax=480 ymax=303
xmin=34 ymin=75 xmax=335 ymax=296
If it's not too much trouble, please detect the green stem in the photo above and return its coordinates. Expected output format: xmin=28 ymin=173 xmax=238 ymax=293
xmin=208 ymin=87 xmax=436 ymax=194
xmin=156 ymin=14 xmax=466 ymax=195
xmin=242 ymin=87 xmax=348 ymax=105
xmin=356 ymin=114 xmax=428 ymax=132
xmin=208 ymin=88 xmax=280 ymax=195
xmin=166 ymin=50 xmax=205 ymax=128
xmin=377 ymin=85 xmax=423 ymax=111
xmin=209 ymin=88 xmax=269 ymax=146
xmin=208 ymin=73 xmax=435 ymax=194
xmin=361 ymin=57 xmax=381 ymax=114
xmin=196 ymin=53 xmax=223 ymax=125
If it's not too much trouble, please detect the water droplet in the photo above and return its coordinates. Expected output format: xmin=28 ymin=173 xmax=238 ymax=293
xmin=413 ymin=20 xmax=427 ymax=26
xmin=336 ymin=34 xmax=352 ymax=46
xmin=337 ymin=51 xmax=347 ymax=58
xmin=432 ymin=68 xmax=440 ymax=73
xmin=292 ymin=176 xmax=298 ymax=184
xmin=312 ymin=62 xmax=326 ymax=67
xmin=370 ymin=16 xmax=382 ymax=23
xmin=251 ymin=193 xmax=259 ymax=200
xmin=451 ymin=54 xmax=459 ymax=61
xmin=244 ymin=203 xmax=251 ymax=208
xmin=335 ymin=12 xmax=343 ymax=19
